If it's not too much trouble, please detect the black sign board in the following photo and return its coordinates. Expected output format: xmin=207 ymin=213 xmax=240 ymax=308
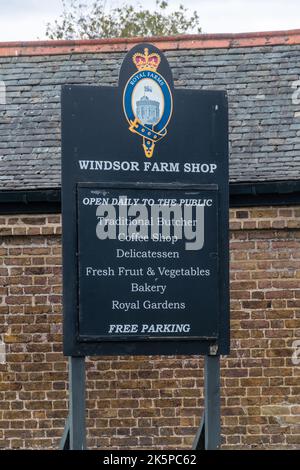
xmin=61 ymin=43 xmax=229 ymax=356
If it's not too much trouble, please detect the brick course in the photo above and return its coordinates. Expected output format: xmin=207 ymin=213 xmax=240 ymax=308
xmin=0 ymin=207 xmax=299 ymax=449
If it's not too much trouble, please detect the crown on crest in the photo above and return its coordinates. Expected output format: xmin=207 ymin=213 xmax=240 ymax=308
xmin=132 ymin=48 xmax=161 ymax=72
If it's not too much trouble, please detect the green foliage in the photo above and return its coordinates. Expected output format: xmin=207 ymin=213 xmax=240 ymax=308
xmin=46 ymin=0 xmax=201 ymax=40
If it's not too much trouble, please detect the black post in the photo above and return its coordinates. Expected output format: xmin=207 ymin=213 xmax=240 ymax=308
xmin=204 ymin=355 xmax=221 ymax=450
xmin=69 ymin=356 xmax=86 ymax=450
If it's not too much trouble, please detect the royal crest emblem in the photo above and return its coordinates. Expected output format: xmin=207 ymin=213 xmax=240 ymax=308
xmin=123 ymin=47 xmax=173 ymax=158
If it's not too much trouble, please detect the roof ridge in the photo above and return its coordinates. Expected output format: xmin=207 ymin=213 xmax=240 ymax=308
xmin=1 ymin=29 xmax=300 ymax=57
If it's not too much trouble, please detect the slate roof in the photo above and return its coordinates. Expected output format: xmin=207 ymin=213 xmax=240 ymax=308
xmin=0 ymin=31 xmax=300 ymax=189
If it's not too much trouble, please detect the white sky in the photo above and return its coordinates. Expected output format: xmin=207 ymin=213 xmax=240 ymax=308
xmin=0 ymin=0 xmax=299 ymax=42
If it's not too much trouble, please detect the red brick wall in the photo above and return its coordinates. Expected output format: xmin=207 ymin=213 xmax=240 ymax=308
xmin=0 ymin=207 xmax=299 ymax=449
